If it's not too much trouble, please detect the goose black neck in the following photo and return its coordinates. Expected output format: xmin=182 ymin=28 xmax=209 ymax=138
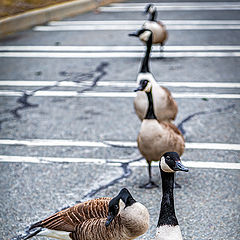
xmin=149 ymin=10 xmax=157 ymax=21
xmin=157 ymin=170 xmax=178 ymax=227
xmin=140 ymin=34 xmax=152 ymax=73
xmin=145 ymin=91 xmax=157 ymax=119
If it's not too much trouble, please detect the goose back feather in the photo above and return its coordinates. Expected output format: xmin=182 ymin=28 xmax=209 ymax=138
xmin=137 ymin=120 xmax=185 ymax=162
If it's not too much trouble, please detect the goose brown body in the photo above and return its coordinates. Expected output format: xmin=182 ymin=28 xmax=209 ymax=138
xmin=134 ymin=77 xmax=184 ymax=188
xmin=138 ymin=120 xmax=185 ymax=163
xmin=28 ymin=197 xmax=149 ymax=240
xmin=134 ymin=73 xmax=178 ymax=122
xmin=143 ymin=21 xmax=168 ymax=45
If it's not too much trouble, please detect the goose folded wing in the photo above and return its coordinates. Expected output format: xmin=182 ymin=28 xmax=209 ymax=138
xmin=30 ymin=197 xmax=111 ymax=232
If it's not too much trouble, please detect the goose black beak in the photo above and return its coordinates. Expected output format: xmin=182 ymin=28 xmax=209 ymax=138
xmin=174 ymin=161 xmax=189 ymax=172
xmin=105 ymin=214 xmax=114 ymax=227
xmin=134 ymin=86 xmax=144 ymax=92
xmin=128 ymin=32 xmax=139 ymax=37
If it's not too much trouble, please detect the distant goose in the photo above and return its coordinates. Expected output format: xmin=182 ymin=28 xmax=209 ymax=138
xmin=135 ymin=78 xmax=185 ymax=188
xmin=129 ymin=28 xmax=178 ymax=123
xmin=154 ymin=152 xmax=188 ymax=240
xmin=143 ymin=4 xmax=168 ymax=53
xmin=22 ymin=188 xmax=149 ymax=240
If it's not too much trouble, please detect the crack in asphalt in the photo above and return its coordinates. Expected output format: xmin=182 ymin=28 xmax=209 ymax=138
xmin=101 ymin=103 xmax=236 ymax=149
xmin=0 ymin=62 xmax=109 ymax=130
xmin=177 ymin=104 xmax=236 ymax=137
xmin=82 ymin=155 xmax=143 ymax=200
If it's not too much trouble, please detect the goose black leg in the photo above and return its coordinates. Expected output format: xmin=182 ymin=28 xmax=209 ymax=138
xmin=159 ymin=43 xmax=164 ymax=58
xmin=140 ymin=161 xmax=159 ymax=189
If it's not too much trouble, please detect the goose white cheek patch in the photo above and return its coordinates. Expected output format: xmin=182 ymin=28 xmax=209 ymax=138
xmin=161 ymin=157 xmax=175 ymax=173
xmin=119 ymin=199 xmax=126 ymax=214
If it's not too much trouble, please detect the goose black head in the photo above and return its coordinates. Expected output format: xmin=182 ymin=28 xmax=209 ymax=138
xmin=144 ymin=4 xmax=156 ymax=14
xmin=129 ymin=29 xmax=153 ymax=42
xmin=160 ymin=152 xmax=189 ymax=173
xmin=134 ymin=79 xmax=152 ymax=93
xmin=105 ymin=188 xmax=136 ymax=227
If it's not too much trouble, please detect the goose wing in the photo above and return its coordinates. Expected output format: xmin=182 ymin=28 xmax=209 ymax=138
xmin=165 ymin=121 xmax=184 ymax=138
xmin=30 ymin=197 xmax=111 ymax=232
xmin=161 ymin=86 xmax=178 ymax=120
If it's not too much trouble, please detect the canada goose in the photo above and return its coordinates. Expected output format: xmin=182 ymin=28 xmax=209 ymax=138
xmin=155 ymin=152 xmax=188 ymax=240
xmin=129 ymin=29 xmax=178 ymax=122
xmin=135 ymin=79 xmax=185 ymax=189
xmin=21 ymin=188 xmax=149 ymax=240
xmin=143 ymin=4 xmax=168 ymax=53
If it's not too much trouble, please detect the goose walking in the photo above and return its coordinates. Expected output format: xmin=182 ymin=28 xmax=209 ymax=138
xmin=154 ymin=152 xmax=188 ymax=240
xmin=129 ymin=29 xmax=177 ymax=122
xmin=22 ymin=188 xmax=149 ymax=240
xmin=143 ymin=4 xmax=168 ymax=53
xmin=135 ymin=78 xmax=185 ymax=189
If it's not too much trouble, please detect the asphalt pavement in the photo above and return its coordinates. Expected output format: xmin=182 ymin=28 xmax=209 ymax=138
xmin=0 ymin=0 xmax=240 ymax=239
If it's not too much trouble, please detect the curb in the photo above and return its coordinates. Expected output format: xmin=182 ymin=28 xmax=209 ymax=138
xmin=0 ymin=0 xmax=126 ymax=37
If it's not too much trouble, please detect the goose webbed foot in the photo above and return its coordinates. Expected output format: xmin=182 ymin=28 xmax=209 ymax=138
xmin=174 ymin=181 xmax=182 ymax=189
xmin=139 ymin=181 xmax=159 ymax=189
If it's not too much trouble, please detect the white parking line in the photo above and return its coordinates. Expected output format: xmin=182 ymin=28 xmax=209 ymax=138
xmin=110 ymin=2 xmax=240 ymax=7
xmin=100 ymin=2 xmax=240 ymax=11
xmin=100 ymin=7 xmax=240 ymax=12
xmin=0 ymin=155 xmax=239 ymax=170
xmin=0 ymin=139 xmax=239 ymax=151
xmin=1 ymin=52 xmax=240 ymax=58
xmin=33 ymin=25 xmax=240 ymax=31
xmin=1 ymin=46 xmax=240 ymax=52
xmin=1 ymin=80 xmax=240 ymax=89
xmin=48 ymin=20 xmax=240 ymax=25
xmin=0 ymin=90 xmax=239 ymax=99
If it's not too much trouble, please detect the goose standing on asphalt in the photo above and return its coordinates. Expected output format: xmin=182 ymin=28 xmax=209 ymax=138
xmin=135 ymin=78 xmax=185 ymax=189
xmin=21 ymin=188 xmax=149 ymax=240
xmin=154 ymin=152 xmax=188 ymax=240
xmin=129 ymin=29 xmax=178 ymax=122
xmin=143 ymin=4 xmax=168 ymax=53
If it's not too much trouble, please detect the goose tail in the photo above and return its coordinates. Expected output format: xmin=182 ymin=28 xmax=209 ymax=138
xmin=20 ymin=221 xmax=43 ymax=240
xmin=21 ymin=228 xmax=42 ymax=240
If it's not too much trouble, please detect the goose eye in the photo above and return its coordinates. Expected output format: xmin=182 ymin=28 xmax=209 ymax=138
xmin=114 ymin=205 xmax=119 ymax=210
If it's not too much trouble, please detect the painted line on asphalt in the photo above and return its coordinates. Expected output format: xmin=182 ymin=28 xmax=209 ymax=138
xmin=1 ymin=80 xmax=240 ymax=89
xmin=0 ymin=90 xmax=240 ymax=99
xmin=100 ymin=6 xmax=240 ymax=12
xmin=1 ymin=52 xmax=240 ymax=58
xmin=33 ymin=25 xmax=240 ymax=31
xmin=0 ymin=139 xmax=239 ymax=151
xmin=1 ymin=46 xmax=240 ymax=52
xmin=48 ymin=20 xmax=240 ymax=25
xmin=0 ymin=155 xmax=239 ymax=170
xmin=110 ymin=2 xmax=240 ymax=7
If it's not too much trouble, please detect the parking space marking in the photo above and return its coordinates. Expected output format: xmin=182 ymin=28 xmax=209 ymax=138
xmin=110 ymin=2 xmax=240 ymax=7
xmin=1 ymin=46 xmax=240 ymax=52
xmin=0 ymin=139 xmax=239 ymax=151
xmin=1 ymin=52 xmax=240 ymax=58
xmin=48 ymin=20 xmax=240 ymax=25
xmin=0 ymin=90 xmax=240 ymax=99
xmin=33 ymin=25 xmax=240 ymax=31
xmin=0 ymin=155 xmax=239 ymax=170
xmin=1 ymin=80 xmax=240 ymax=89
xmin=100 ymin=2 xmax=240 ymax=12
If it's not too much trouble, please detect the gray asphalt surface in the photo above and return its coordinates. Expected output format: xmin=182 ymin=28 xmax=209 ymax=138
xmin=0 ymin=0 xmax=240 ymax=240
